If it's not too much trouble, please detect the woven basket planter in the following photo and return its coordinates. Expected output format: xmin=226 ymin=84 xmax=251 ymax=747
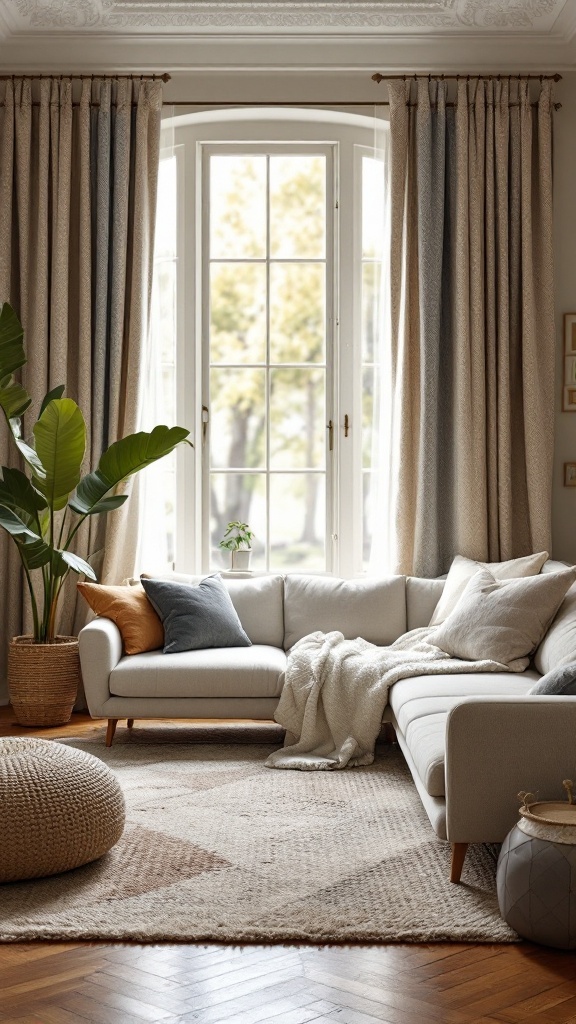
xmin=8 ymin=635 xmax=80 ymax=727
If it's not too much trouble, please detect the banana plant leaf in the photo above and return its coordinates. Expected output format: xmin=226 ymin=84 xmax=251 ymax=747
xmin=59 ymin=549 xmax=97 ymax=580
xmin=0 ymin=503 xmax=39 ymax=540
xmin=33 ymin=398 xmax=86 ymax=512
xmin=18 ymin=535 xmax=52 ymax=570
xmin=39 ymin=384 xmax=65 ymax=418
xmin=0 ymin=302 xmax=25 ymax=379
xmin=0 ymin=467 xmax=47 ymax=524
xmin=70 ymin=425 xmax=190 ymax=514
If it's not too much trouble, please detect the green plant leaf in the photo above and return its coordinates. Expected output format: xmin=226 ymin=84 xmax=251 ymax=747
xmin=67 ymin=493 xmax=128 ymax=516
xmin=0 ymin=302 xmax=25 ymax=379
xmin=0 ymin=379 xmax=31 ymax=422
xmin=59 ymin=549 xmax=97 ymax=580
xmin=33 ymin=398 xmax=86 ymax=512
xmin=0 ymin=467 xmax=47 ymax=524
xmin=0 ymin=503 xmax=39 ymax=540
xmin=73 ymin=425 xmax=190 ymax=513
xmin=39 ymin=384 xmax=65 ymax=418
xmin=18 ymin=535 xmax=52 ymax=570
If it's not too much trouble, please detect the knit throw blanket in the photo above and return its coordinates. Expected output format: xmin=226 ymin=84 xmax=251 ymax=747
xmin=265 ymin=628 xmax=515 ymax=771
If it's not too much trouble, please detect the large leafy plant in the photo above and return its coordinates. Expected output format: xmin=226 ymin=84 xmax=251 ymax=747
xmin=0 ymin=302 xmax=191 ymax=642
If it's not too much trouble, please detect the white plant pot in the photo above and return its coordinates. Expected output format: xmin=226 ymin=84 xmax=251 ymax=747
xmin=231 ymin=548 xmax=252 ymax=571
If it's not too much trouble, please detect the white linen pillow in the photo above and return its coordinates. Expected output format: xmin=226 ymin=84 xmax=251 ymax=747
xmin=431 ymin=567 xmax=576 ymax=671
xmin=429 ymin=551 xmax=549 ymax=626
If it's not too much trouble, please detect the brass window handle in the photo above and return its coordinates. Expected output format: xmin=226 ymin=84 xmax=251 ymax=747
xmin=344 ymin=414 xmax=350 ymax=437
xmin=327 ymin=420 xmax=333 ymax=451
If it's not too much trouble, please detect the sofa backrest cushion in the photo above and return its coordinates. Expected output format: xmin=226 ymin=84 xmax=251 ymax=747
xmin=141 ymin=572 xmax=284 ymax=648
xmin=406 ymin=578 xmax=445 ymax=631
xmin=283 ymin=574 xmax=406 ymax=650
xmin=534 ymin=580 xmax=576 ymax=675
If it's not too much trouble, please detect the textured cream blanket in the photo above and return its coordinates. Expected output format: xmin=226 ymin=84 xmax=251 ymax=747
xmin=265 ymin=628 xmax=515 ymax=771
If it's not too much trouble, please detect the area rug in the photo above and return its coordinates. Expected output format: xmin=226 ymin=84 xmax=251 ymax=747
xmin=0 ymin=726 xmax=516 ymax=943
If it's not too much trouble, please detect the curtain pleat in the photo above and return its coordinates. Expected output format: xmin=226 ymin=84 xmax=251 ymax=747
xmin=0 ymin=77 xmax=162 ymax=699
xmin=386 ymin=77 xmax=555 ymax=578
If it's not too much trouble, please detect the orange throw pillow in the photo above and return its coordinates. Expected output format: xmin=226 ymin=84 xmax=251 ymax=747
xmin=77 ymin=583 xmax=164 ymax=655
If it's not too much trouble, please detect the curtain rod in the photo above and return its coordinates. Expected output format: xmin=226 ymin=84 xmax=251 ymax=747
xmin=0 ymin=72 xmax=171 ymax=82
xmin=372 ymin=72 xmax=562 ymax=83
xmin=161 ymin=100 xmax=562 ymax=110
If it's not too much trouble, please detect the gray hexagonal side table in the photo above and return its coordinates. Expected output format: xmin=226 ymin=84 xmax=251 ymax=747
xmin=497 ymin=788 xmax=576 ymax=949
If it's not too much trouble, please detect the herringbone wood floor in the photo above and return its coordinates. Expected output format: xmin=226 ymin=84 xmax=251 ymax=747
xmin=2 ymin=708 xmax=576 ymax=1024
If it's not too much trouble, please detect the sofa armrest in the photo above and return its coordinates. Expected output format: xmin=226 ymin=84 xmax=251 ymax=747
xmin=445 ymin=696 xmax=576 ymax=844
xmin=78 ymin=617 xmax=123 ymax=717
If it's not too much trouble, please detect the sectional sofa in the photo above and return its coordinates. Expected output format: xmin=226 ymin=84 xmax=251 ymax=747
xmin=79 ymin=561 xmax=576 ymax=882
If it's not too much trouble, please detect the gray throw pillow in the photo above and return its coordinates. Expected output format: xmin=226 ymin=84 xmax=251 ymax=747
xmin=141 ymin=575 xmax=251 ymax=654
xmin=528 ymin=661 xmax=576 ymax=695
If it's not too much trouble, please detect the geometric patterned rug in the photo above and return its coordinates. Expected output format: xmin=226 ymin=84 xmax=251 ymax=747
xmin=0 ymin=726 xmax=517 ymax=944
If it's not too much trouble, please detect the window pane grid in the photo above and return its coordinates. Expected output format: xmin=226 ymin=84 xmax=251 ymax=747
xmin=208 ymin=148 xmax=328 ymax=571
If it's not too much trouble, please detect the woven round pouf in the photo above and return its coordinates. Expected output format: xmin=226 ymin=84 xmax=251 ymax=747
xmin=0 ymin=737 xmax=125 ymax=883
xmin=497 ymin=787 xmax=576 ymax=949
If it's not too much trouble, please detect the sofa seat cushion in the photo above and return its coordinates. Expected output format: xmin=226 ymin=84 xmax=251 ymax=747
xmin=109 ymin=645 xmax=286 ymax=699
xmin=389 ymin=671 xmax=539 ymax=797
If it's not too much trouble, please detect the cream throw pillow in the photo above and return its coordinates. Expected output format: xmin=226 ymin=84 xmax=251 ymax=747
xmin=429 ymin=551 xmax=549 ymax=626
xmin=431 ymin=567 xmax=576 ymax=671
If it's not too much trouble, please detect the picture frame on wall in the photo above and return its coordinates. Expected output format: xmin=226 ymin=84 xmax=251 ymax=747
xmin=565 ymin=314 xmax=576 ymax=356
xmin=563 ymin=386 xmax=576 ymax=412
xmin=563 ymin=315 xmax=576 ymax=410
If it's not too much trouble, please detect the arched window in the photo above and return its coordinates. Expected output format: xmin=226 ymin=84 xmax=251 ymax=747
xmin=139 ymin=107 xmax=390 ymax=577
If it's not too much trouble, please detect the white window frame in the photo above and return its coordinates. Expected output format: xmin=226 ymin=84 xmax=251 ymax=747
xmin=165 ymin=108 xmax=387 ymax=578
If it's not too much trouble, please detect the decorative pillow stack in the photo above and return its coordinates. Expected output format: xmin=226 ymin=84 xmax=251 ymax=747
xmin=429 ymin=551 xmax=549 ymax=626
xmin=141 ymin=575 xmax=251 ymax=654
xmin=431 ymin=566 xmax=576 ymax=671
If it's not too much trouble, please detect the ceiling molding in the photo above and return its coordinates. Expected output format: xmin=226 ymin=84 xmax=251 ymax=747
xmin=0 ymin=0 xmax=569 ymax=32
xmin=0 ymin=34 xmax=573 ymax=74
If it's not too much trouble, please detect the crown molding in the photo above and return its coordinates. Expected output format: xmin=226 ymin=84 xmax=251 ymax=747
xmin=0 ymin=32 xmax=574 ymax=73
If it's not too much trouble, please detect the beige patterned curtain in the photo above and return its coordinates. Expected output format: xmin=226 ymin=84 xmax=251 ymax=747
xmin=0 ymin=77 xmax=162 ymax=699
xmin=386 ymin=77 xmax=555 ymax=578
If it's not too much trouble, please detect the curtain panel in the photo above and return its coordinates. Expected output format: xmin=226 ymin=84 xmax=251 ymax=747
xmin=0 ymin=77 xmax=162 ymax=698
xmin=386 ymin=77 xmax=555 ymax=579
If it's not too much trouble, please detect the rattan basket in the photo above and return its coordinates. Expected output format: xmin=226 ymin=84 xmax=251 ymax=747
xmin=8 ymin=635 xmax=80 ymax=727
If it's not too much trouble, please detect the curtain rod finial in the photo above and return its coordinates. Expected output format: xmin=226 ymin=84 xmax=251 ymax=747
xmin=161 ymin=73 xmax=171 ymax=83
xmin=371 ymin=73 xmax=383 ymax=83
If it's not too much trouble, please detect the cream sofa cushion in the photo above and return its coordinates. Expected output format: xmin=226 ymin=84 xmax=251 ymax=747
xmin=429 ymin=552 xmax=548 ymax=627
xmin=431 ymin=567 xmax=576 ymax=670
xmin=406 ymin=578 xmax=445 ymax=630
xmin=535 ymin=582 xmax=576 ymax=674
xmin=141 ymin=573 xmax=284 ymax=648
xmin=109 ymin=644 xmax=286 ymax=699
xmin=389 ymin=671 xmax=538 ymax=796
xmin=283 ymin=574 xmax=406 ymax=650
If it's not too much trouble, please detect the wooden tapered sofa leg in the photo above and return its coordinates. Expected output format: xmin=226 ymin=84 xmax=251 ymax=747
xmin=127 ymin=718 xmax=134 ymax=730
xmin=106 ymin=719 xmax=118 ymax=747
xmin=450 ymin=842 xmax=469 ymax=883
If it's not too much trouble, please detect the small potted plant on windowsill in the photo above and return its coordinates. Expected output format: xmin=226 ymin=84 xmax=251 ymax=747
xmin=219 ymin=521 xmax=254 ymax=572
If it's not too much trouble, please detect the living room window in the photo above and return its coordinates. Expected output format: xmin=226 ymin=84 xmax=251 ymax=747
xmin=139 ymin=109 xmax=389 ymax=577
